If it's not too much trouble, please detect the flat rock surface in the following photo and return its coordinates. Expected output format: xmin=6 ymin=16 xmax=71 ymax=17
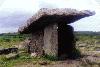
xmin=5 ymin=53 xmax=18 ymax=58
xmin=18 ymin=8 xmax=95 ymax=34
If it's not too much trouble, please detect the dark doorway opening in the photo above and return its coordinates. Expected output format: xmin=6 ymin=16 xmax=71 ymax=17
xmin=58 ymin=23 xmax=74 ymax=58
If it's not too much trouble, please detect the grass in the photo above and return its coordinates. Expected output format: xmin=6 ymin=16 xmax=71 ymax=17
xmin=0 ymin=33 xmax=47 ymax=67
xmin=0 ymin=33 xmax=32 ymax=49
xmin=73 ymin=48 xmax=83 ymax=59
xmin=0 ymin=31 xmax=100 ymax=66
xmin=43 ymin=54 xmax=58 ymax=61
xmin=0 ymin=49 xmax=46 ymax=67
xmin=75 ymin=32 xmax=100 ymax=66
xmin=84 ymin=59 xmax=100 ymax=67
xmin=0 ymin=33 xmax=33 ymax=67
xmin=0 ymin=33 xmax=32 ymax=43
xmin=0 ymin=41 xmax=23 ymax=49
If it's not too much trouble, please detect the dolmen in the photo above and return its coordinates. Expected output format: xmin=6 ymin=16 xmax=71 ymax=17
xmin=18 ymin=8 xmax=95 ymax=58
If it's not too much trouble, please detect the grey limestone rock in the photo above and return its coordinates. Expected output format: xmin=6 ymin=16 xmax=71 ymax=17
xmin=18 ymin=8 xmax=95 ymax=34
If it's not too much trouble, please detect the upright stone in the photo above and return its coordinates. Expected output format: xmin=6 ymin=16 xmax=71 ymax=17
xmin=44 ymin=23 xmax=58 ymax=56
xmin=29 ymin=30 xmax=44 ymax=56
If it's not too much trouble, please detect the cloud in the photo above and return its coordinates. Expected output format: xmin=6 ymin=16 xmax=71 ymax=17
xmin=0 ymin=27 xmax=18 ymax=33
xmin=69 ymin=0 xmax=100 ymax=31
xmin=38 ymin=0 xmax=58 ymax=9
xmin=0 ymin=0 xmax=100 ymax=33
xmin=0 ymin=13 xmax=34 ymax=33
xmin=0 ymin=0 xmax=40 ymax=17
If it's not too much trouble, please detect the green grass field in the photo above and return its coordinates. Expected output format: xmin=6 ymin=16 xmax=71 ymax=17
xmin=0 ymin=33 xmax=42 ymax=67
xmin=0 ymin=33 xmax=32 ymax=42
xmin=0 ymin=49 xmax=47 ymax=67
xmin=0 ymin=32 xmax=32 ymax=49
xmin=74 ymin=31 xmax=100 ymax=45
xmin=0 ymin=31 xmax=100 ymax=67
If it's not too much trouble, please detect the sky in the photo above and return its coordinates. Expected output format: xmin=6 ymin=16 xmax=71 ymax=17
xmin=0 ymin=0 xmax=100 ymax=33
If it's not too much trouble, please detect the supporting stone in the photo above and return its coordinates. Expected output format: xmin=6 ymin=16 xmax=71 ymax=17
xmin=44 ymin=23 xmax=58 ymax=56
xmin=29 ymin=29 xmax=44 ymax=57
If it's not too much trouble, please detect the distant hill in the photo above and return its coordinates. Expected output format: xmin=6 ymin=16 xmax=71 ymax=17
xmin=74 ymin=31 xmax=100 ymax=33
xmin=74 ymin=31 xmax=94 ymax=33
xmin=0 ymin=31 xmax=100 ymax=36
xmin=0 ymin=32 xmax=18 ymax=36
xmin=74 ymin=31 xmax=100 ymax=36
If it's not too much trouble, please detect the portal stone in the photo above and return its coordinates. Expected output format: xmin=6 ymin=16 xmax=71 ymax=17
xmin=44 ymin=23 xmax=58 ymax=56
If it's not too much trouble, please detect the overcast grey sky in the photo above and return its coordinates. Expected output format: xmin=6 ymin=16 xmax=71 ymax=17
xmin=0 ymin=0 xmax=100 ymax=33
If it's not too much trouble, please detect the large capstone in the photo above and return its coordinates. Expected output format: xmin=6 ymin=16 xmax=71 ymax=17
xmin=18 ymin=8 xmax=95 ymax=34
